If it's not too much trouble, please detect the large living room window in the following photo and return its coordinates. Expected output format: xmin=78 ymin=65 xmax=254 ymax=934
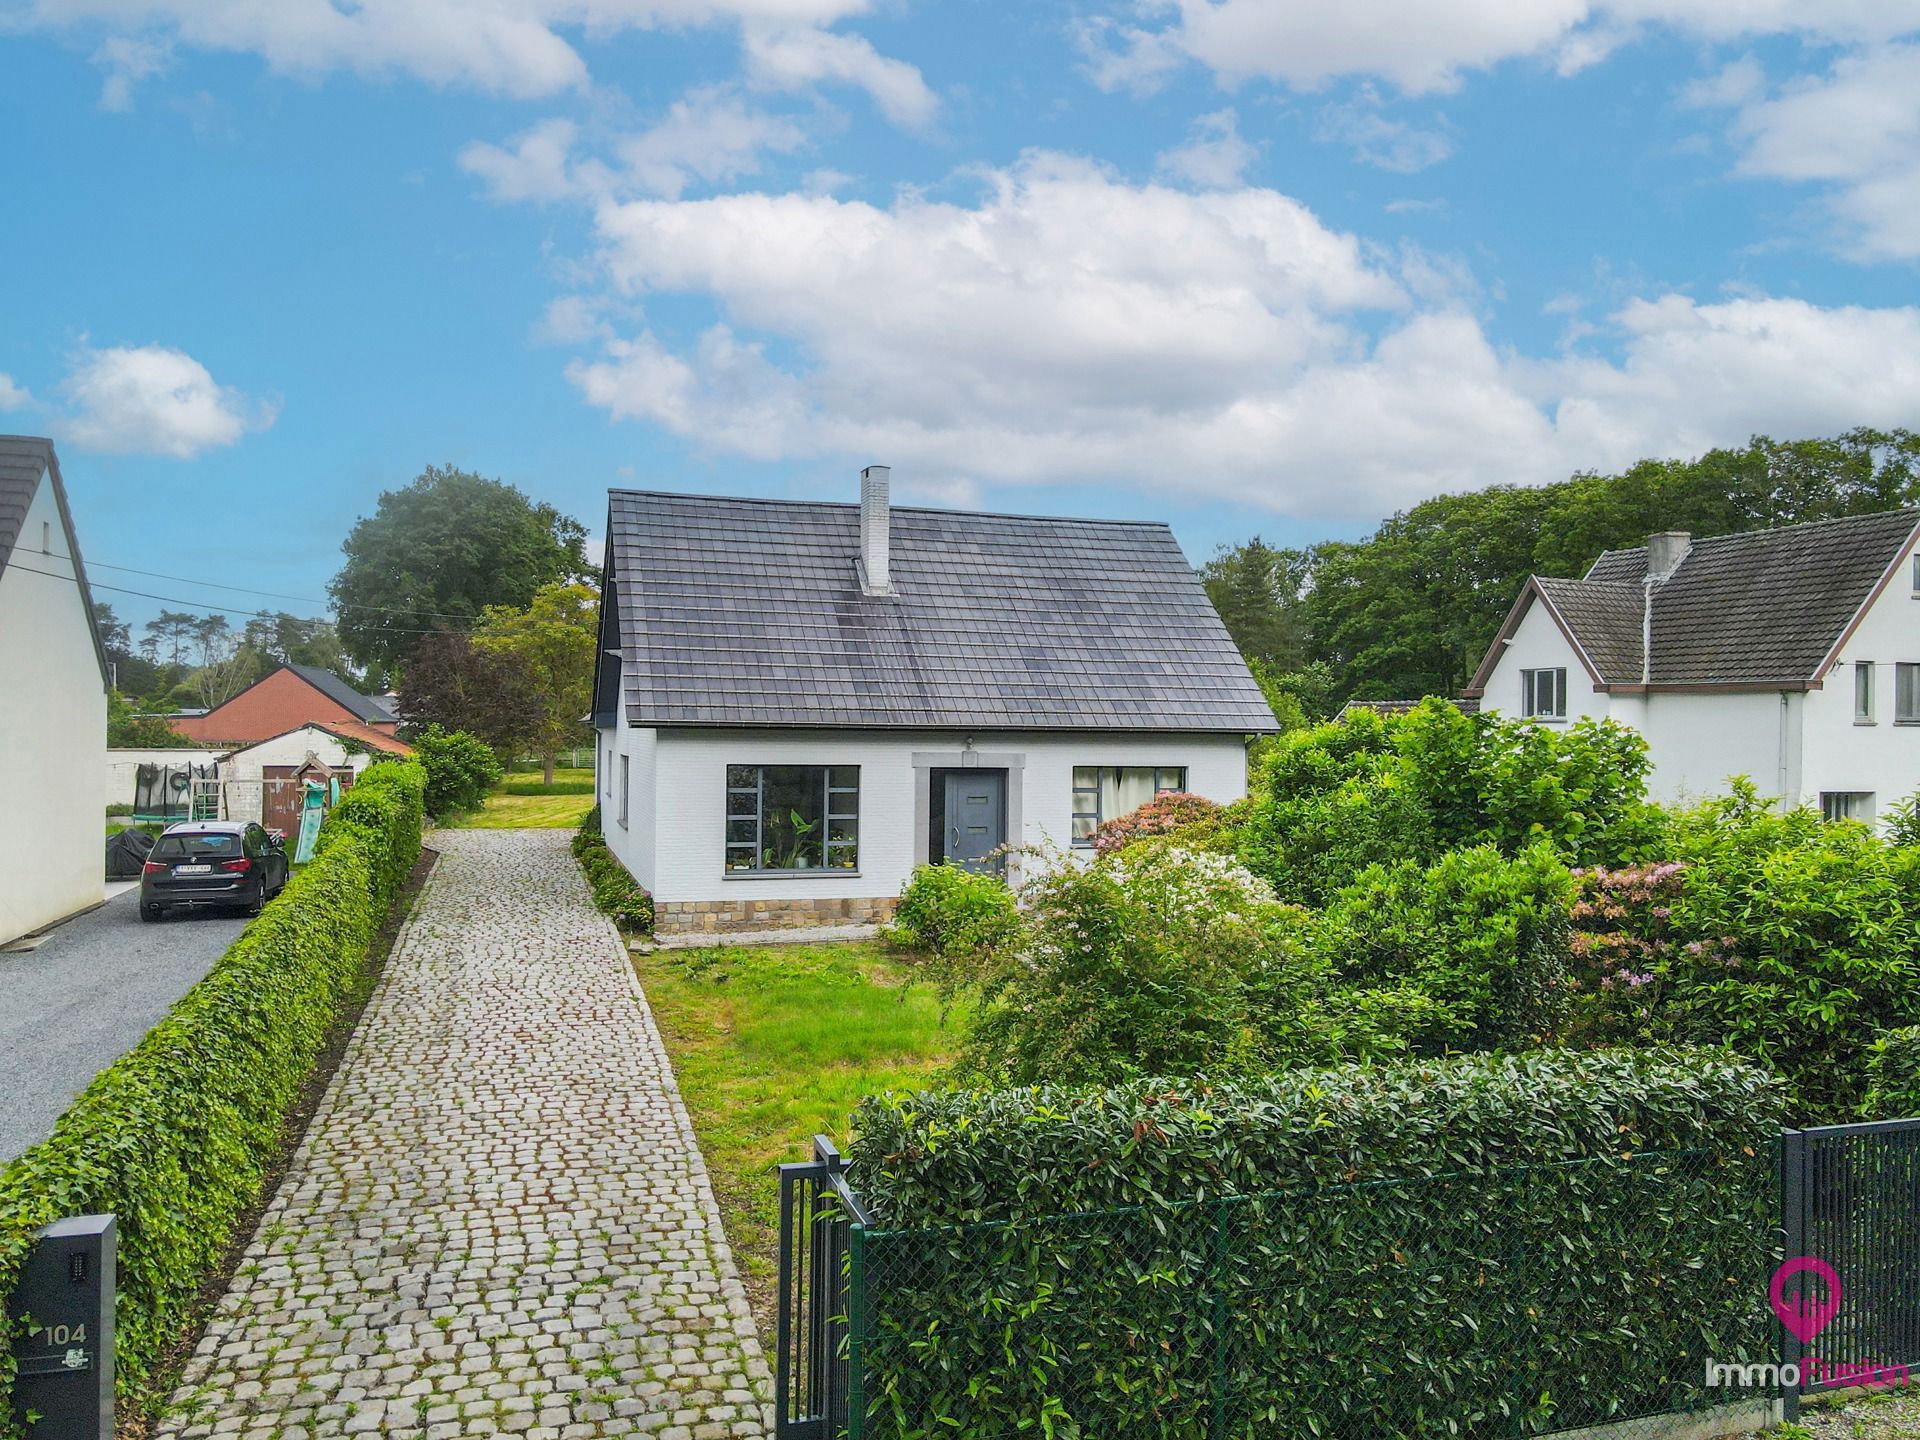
xmin=1521 ymin=667 xmax=1566 ymax=719
xmin=1071 ymin=765 xmax=1187 ymax=844
xmin=725 ymin=765 xmax=859 ymax=872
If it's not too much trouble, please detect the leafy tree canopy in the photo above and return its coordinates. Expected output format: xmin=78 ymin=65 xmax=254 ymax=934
xmin=330 ymin=464 xmax=589 ymax=672
xmin=471 ymin=582 xmax=598 ymax=782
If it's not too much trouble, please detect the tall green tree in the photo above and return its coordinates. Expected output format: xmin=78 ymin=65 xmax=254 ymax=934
xmin=470 ymin=582 xmax=599 ymax=783
xmin=330 ymin=464 xmax=589 ymax=672
xmin=1200 ymin=537 xmax=1310 ymax=670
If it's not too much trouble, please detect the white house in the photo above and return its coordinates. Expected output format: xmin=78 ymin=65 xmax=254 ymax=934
xmin=0 ymin=436 xmax=110 ymax=944
xmin=1462 ymin=508 xmax=1920 ymax=823
xmin=592 ymin=468 xmax=1277 ymax=935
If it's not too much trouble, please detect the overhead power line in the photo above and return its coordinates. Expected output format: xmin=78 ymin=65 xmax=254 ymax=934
xmin=5 ymin=561 xmax=475 ymax=638
xmin=82 ymin=557 xmax=484 ymax=622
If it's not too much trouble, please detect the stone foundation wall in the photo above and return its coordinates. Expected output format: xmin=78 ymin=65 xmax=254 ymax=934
xmin=654 ymin=893 xmax=899 ymax=936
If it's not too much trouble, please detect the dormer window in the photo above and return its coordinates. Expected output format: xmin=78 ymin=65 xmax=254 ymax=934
xmin=1521 ymin=667 xmax=1566 ymax=720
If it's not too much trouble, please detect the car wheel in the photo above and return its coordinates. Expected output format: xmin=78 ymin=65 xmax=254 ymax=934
xmin=245 ymin=882 xmax=266 ymax=917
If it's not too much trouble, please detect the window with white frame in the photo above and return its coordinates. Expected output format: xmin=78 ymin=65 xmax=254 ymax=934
xmin=1821 ymin=791 xmax=1875 ymax=823
xmin=1520 ymin=667 xmax=1566 ymax=719
xmin=1899 ymin=664 xmax=1920 ymax=725
xmin=618 ymin=755 xmax=629 ymax=827
xmin=1856 ymin=663 xmax=1876 ymax=722
xmin=725 ymin=765 xmax=859 ymax=872
xmin=1071 ymin=766 xmax=1187 ymax=844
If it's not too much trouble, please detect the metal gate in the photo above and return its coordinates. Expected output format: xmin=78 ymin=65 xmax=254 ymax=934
xmin=774 ymin=1137 xmax=871 ymax=1439
xmin=1783 ymin=1118 xmax=1920 ymax=1407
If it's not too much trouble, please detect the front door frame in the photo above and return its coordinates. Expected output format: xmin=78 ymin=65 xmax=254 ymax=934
xmin=911 ymin=749 xmax=1026 ymax=876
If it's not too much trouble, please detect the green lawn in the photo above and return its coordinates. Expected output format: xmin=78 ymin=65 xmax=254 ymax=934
xmin=632 ymin=941 xmax=961 ymax=1329
xmin=440 ymin=767 xmax=597 ymax=829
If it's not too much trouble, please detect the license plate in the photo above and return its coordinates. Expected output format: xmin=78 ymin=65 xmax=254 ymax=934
xmin=175 ymin=864 xmax=213 ymax=874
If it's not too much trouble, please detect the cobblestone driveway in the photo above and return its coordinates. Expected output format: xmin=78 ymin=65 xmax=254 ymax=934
xmin=162 ymin=830 xmax=770 ymax=1440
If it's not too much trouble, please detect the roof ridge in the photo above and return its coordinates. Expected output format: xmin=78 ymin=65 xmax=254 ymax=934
xmin=607 ymin=487 xmax=1172 ymax=529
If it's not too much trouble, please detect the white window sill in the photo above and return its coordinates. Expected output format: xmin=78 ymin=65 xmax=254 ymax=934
xmin=1524 ymin=715 xmax=1568 ymax=724
xmin=723 ymin=869 xmax=862 ymax=880
xmin=1856 ymin=719 xmax=1878 ymax=726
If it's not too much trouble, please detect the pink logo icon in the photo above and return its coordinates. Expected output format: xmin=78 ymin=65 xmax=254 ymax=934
xmin=1771 ymin=1257 xmax=1843 ymax=1344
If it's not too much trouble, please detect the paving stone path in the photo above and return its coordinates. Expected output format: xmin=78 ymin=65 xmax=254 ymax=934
xmin=160 ymin=829 xmax=771 ymax=1440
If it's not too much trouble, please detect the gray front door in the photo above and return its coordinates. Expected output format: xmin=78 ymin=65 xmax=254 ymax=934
xmin=943 ymin=770 xmax=1007 ymax=872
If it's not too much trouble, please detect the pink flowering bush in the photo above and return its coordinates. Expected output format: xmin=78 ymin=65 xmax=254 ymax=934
xmin=1089 ymin=791 xmax=1223 ymax=856
xmin=1569 ymin=782 xmax=1920 ymax=1119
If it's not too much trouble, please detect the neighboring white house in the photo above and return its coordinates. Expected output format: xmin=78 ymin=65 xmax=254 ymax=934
xmin=1462 ymin=508 xmax=1920 ymax=823
xmin=593 ymin=468 xmax=1277 ymax=935
xmin=0 ymin=436 xmax=110 ymax=944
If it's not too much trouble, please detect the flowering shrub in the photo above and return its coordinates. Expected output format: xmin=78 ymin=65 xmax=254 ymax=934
xmin=1564 ymin=783 xmax=1920 ymax=1120
xmin=1089 ymin=791 xmax=1222 ymax=856
xmin=955 ymin=847 xmax=1446 ymax=1085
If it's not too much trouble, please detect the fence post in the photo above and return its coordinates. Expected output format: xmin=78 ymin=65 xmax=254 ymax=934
xmin=1779 ymin=1128 xmax=1806 ymax=1423
xmin=846 ymin=1222 xmax=867 ymax=1440
xmin=1210 ymin=1199 xmax=1228 ymax=1440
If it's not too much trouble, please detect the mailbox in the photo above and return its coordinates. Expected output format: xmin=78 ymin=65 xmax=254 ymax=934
xmin=7 ymin=1215 xmax=114 ymax=1440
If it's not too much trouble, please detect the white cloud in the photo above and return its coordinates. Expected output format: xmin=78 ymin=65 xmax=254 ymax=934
xmin=551 ymin=152 xmax=1920 ymax=518
xmin=1155 ymin=109 xmax=1256 ymax=189
xmin=1314 ymin=88 xmax=1453 ymax=172
xmin=1704 ymin=43 xmax=1920 ymax=260
xmin=55 ymin=344 xmax=275 ymax=457
xmin=25 ymin=0 xmax=880 ymax=100
xmin=0 ymin=375 xmax=32 ymax=411
xmin=93 ymin=34 xmax=170 ymax=109
xmin=1080 ymin=0 xmax=1920 ymax=96
xmin=462 ymin=91 xmax=808 ymax=204
xmin=460 ymin=118 xmax=582 ymax=203
xmin=616 ymin=88 xmax=809 ymax=197
xmin=742 ymin=24 xmax=938 ymax=128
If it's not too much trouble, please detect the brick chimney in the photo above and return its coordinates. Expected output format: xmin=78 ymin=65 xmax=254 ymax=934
xmin=858 ymin=464 xmax=893 ymax=596
xmin=1646 ymin=530 xmax=1691 ymax=582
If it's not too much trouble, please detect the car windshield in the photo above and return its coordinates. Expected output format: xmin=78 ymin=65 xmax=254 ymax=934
xmin=152 ymin=833 xmax=242 ymax=860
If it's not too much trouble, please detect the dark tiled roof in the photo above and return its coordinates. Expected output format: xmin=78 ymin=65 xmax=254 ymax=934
xmin=603 ymin=490 xmax=1277 ymax=731
xmin=0 ymin=437 xmax=50 ymax=578
xmin=1581 ymin=508 xmax=1920 ymax=684
xmin=0 ymin=435 xmax=111 ymax=687
xmin=1534 ymin=577 xmax=1644 ymax=683
xmin=287 ymin=663 xmax=394 ymax=722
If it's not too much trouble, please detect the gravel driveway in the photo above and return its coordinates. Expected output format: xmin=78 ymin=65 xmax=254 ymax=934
xmin=0 ymin=887 xmax=247 ymax=1161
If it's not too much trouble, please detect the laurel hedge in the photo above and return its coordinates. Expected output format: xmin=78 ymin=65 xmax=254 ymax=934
xmin=0 ymin=760 xmax=425 ymax=1426
xmin=846 ymin=1048 xmax=1781 ymax=1440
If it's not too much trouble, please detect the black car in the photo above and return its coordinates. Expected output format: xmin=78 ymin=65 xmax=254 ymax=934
xmin=140 ymin=821 xmax=290 ymax=922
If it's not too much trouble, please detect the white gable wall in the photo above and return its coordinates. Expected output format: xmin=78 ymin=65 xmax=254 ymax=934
xmin=1476 ymin=599 xmax=1609 ymax=726
xmin=1801 ymin=538 xmax=1920 ymax=824
xmin=1637 ymin=690 xmax=1800 ymax=807
xmin=0 ymin=478 xmax=106 ymax=942
xmin=596 ymin=718 xmax=1248 ymax=909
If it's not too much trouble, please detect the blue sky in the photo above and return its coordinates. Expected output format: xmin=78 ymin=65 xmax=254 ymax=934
xmin=4 ymin=1 xmax=1919 ymax=639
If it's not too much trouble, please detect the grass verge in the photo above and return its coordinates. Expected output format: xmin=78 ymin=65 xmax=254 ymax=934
xmin=442 ymin=768 xmax=596 ymax=829
xmin=631 ymin=941 xmax=961 ymax=1332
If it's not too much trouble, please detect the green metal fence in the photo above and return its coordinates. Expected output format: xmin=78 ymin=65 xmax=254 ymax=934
xmin=779 ymin=1140 xmax=1782 ymax=1439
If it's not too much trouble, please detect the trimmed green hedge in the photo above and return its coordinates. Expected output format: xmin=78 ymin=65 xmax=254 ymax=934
xmin=0 ymin=760 xmax=425 ymax=1425
xmin=1868 ymin=1026 xmax=1920 ymax=1120
xmin=847 ymin=1049 xmax=1781 ymax=1440
xmin=884 ymin=865 xmax=1020 ymax=963
xmin=571 ymin=806 xmax=653 ymax=933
